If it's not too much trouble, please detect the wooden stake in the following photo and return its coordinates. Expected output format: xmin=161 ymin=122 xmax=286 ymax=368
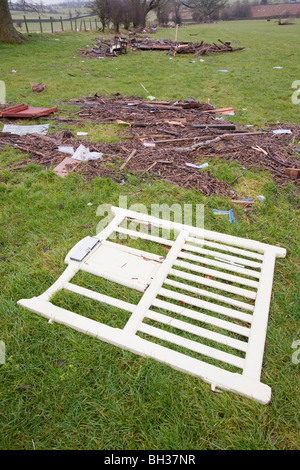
xmin=145 ymin=161 xmax=157 ymax=172
xmin=50 ymin=17 xmax=54 ymax=34
xmin=120 ymin=149 xmax=137 ymax=170
xmin=39 ymin=16 xmax=43 ymax=33
xmin=175 ymin=24 xmax=178 ymax=42
xmin=23 ymin=15 xmax=29 ymax=34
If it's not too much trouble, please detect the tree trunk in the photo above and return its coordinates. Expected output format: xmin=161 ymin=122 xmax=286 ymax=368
xmin=0 ymin=0 xmax=26 ymax=44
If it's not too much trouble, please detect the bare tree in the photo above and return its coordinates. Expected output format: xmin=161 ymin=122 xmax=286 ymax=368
xmin=155 ymin=0 xmax=170 ymax=24
xmin=89 ymin=0 xmax=163 ymax=30
xmin=183 ymin=0 xmax=227 ymax=21
xmin=108 ymin=0 xmax=124 ymax=32
xmin=130 ymin=0 xmax=162 ymax=27
xmin=172 ymin=0 xmax=183 ymax=25
xmin=88 ymin=0 xmax=110 ymax=31
xmin=0 ymin=0 xmax=26 ymax=43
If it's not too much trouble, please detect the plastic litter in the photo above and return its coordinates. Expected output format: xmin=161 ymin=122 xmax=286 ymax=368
xmin=272 ymin=129 xmax=292 ymax=135
xmin=185 ymin=162 xmax=209 ymax=169
xmin=71 ymin=144 xmax=103 ymax=162
xmin=58 ymin=145 xmax=75 ymax=155
xmin=212 ymin=208 xmax=236 ymax=224
xmin=257 ymin=195 xmax=266 ymax=202
xmin=2 ymin=124 xmax=49 ymax=136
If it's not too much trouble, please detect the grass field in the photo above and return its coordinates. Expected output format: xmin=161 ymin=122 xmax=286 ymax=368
xmin=0 ymin=20 xmax=299 ymax=451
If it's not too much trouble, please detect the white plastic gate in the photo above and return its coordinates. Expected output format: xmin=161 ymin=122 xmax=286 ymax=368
xmin=18 ymin=206 xmax=286 ymax=404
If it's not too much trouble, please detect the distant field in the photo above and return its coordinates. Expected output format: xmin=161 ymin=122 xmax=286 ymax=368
xmin=10 ymin=9 xmax=99 ymax=33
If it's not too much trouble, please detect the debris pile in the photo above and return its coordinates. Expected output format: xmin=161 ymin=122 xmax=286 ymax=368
xmin=80 ymin=37 xmax=244 ymax=58
xmin=79 ymin=36 xmax=128 ymax=59
xmin=131 ymin=38 xmax=245 ymax=56
xmin=1 ymin=95 xmax=299 ymax=196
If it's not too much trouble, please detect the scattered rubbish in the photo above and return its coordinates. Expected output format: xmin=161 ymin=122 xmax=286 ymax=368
xmin=87 ymin=202 xmax=93 ymax=206
xmin=214 ymin=257 xmax=245 ymax=268
xmin=273 ymin=66 xmax=283 ymax=69
xmin=147 ymin=96 xmax=156 ymax=101
xmin=81 ymin=38 xmax=244 ymax=60
xmin=0 ymin=104 xmax=57 ymax=119
xmin=212 ymin=208 xmax=236 ymax=223
xmin=11 ymin=70 xmax=17 ymax=73
xmin=284 ymin=168 xmax=300 ymax=179
xmin=143 ymin=142 xmax=156 ymax=148
xmin=55 ymin=359 xmax=67 ymax=368
xmin=31 ymin=83 xmax=47 ymax=93
xmin=257 ymin=195 xmax=266 ymax=202
xmin=76 ymin=131 xmax=88 ymax=136
xmin=185 ymin=162 xmax=209 ymax=169
xmin=1 ymin=94 xmax=299 ymax=196
xmin=116 ymin=119 xmax=131 ymax=126
xmin=2 ymin=124 xmax=49 ymax=136
xmin=71 ymin=144 xmax=103 ymax=162
xmin=58 ymin=145 xmax=75 ymax=155
xmin=272 ymin=129 xmax=292 ymax=135
xmin=53 ymin=157 xmax=81 ymax=178
xmin=120 ymin=149 xmax=137 ymax=170
xmin=251 ymin=145 xmax=268 ymax=155
xmin=232 ymin=198 xmax=254 ymax=205
xmin=15 ymin=384 xmax=33 ymax=391
xmin=218 ymin=69 xmax=230 ymax=73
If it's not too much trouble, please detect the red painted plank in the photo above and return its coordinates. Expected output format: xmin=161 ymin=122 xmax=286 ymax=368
xmin=2 ymin=105 xmax=57 ymax=118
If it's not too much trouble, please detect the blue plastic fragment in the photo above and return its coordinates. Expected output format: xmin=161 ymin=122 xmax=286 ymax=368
xmin=212 ymin=208 xmax=236 ymax=224
xmin=228 ymin=209 xmax=236 ymax=224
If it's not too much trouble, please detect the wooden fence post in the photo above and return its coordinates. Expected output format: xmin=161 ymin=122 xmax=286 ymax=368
xmin=70 ymin=19 xmax=73 ymax=31
xmin=39 ymin=16 xmax=43 ymax=33
xmin=50 ymin=17 xmax=54 ymax=34
xmin=60 ymin=16 xmax=64 ymax=32
xmin=23 ymin=15 xmax=29 ymax=34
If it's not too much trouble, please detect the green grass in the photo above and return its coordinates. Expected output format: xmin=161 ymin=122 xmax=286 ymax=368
xmin=0 ymin=21 xmax=299 ymax=450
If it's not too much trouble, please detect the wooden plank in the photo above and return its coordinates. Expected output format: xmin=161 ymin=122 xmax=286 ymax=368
xmin=120 ymin=149 xmax=137 ymax=170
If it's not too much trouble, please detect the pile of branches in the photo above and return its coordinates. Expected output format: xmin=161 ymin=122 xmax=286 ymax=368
xmin=79 ymin=37 xmax=244 ymax=59
xmin=135 ymin=38 xmax=245 ymax=56
xmin=1 ymin=95 xmax=299 ymax=197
